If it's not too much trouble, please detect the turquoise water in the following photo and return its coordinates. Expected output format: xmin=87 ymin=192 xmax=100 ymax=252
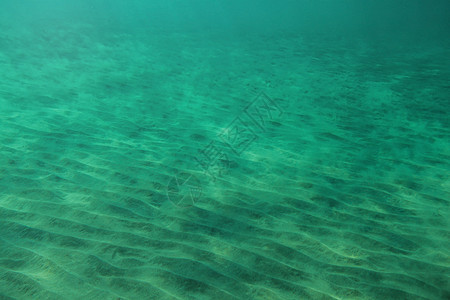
xmin=1 ymin=1 xmax=449 ymax=299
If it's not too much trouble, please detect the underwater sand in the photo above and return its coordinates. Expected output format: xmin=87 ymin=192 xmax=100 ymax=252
xmin=0 ymin=22 xmax=449 ymax=299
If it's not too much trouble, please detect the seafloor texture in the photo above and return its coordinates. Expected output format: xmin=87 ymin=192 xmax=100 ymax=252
xmin=0 ymin=22 xmax=449 ymax=300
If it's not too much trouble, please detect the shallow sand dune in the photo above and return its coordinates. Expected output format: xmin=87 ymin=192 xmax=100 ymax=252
xmin=0 ymin=23 xmax=449 ymax=299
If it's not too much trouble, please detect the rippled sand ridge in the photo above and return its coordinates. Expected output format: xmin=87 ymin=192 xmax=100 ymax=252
xmin=1 ymin=12 xmax=449 ymax=300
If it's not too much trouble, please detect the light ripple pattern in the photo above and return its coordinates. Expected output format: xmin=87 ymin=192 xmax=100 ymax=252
xmin=1 ymin=4 xmax=449 ymax=300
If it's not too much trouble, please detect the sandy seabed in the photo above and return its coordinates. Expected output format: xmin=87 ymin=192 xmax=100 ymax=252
xmin=0 ymin=21 xmax=449 ymax=299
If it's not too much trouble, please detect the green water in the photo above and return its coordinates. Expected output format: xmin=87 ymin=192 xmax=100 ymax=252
xmin=0 ymin=1 xmax=449 ymax=299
